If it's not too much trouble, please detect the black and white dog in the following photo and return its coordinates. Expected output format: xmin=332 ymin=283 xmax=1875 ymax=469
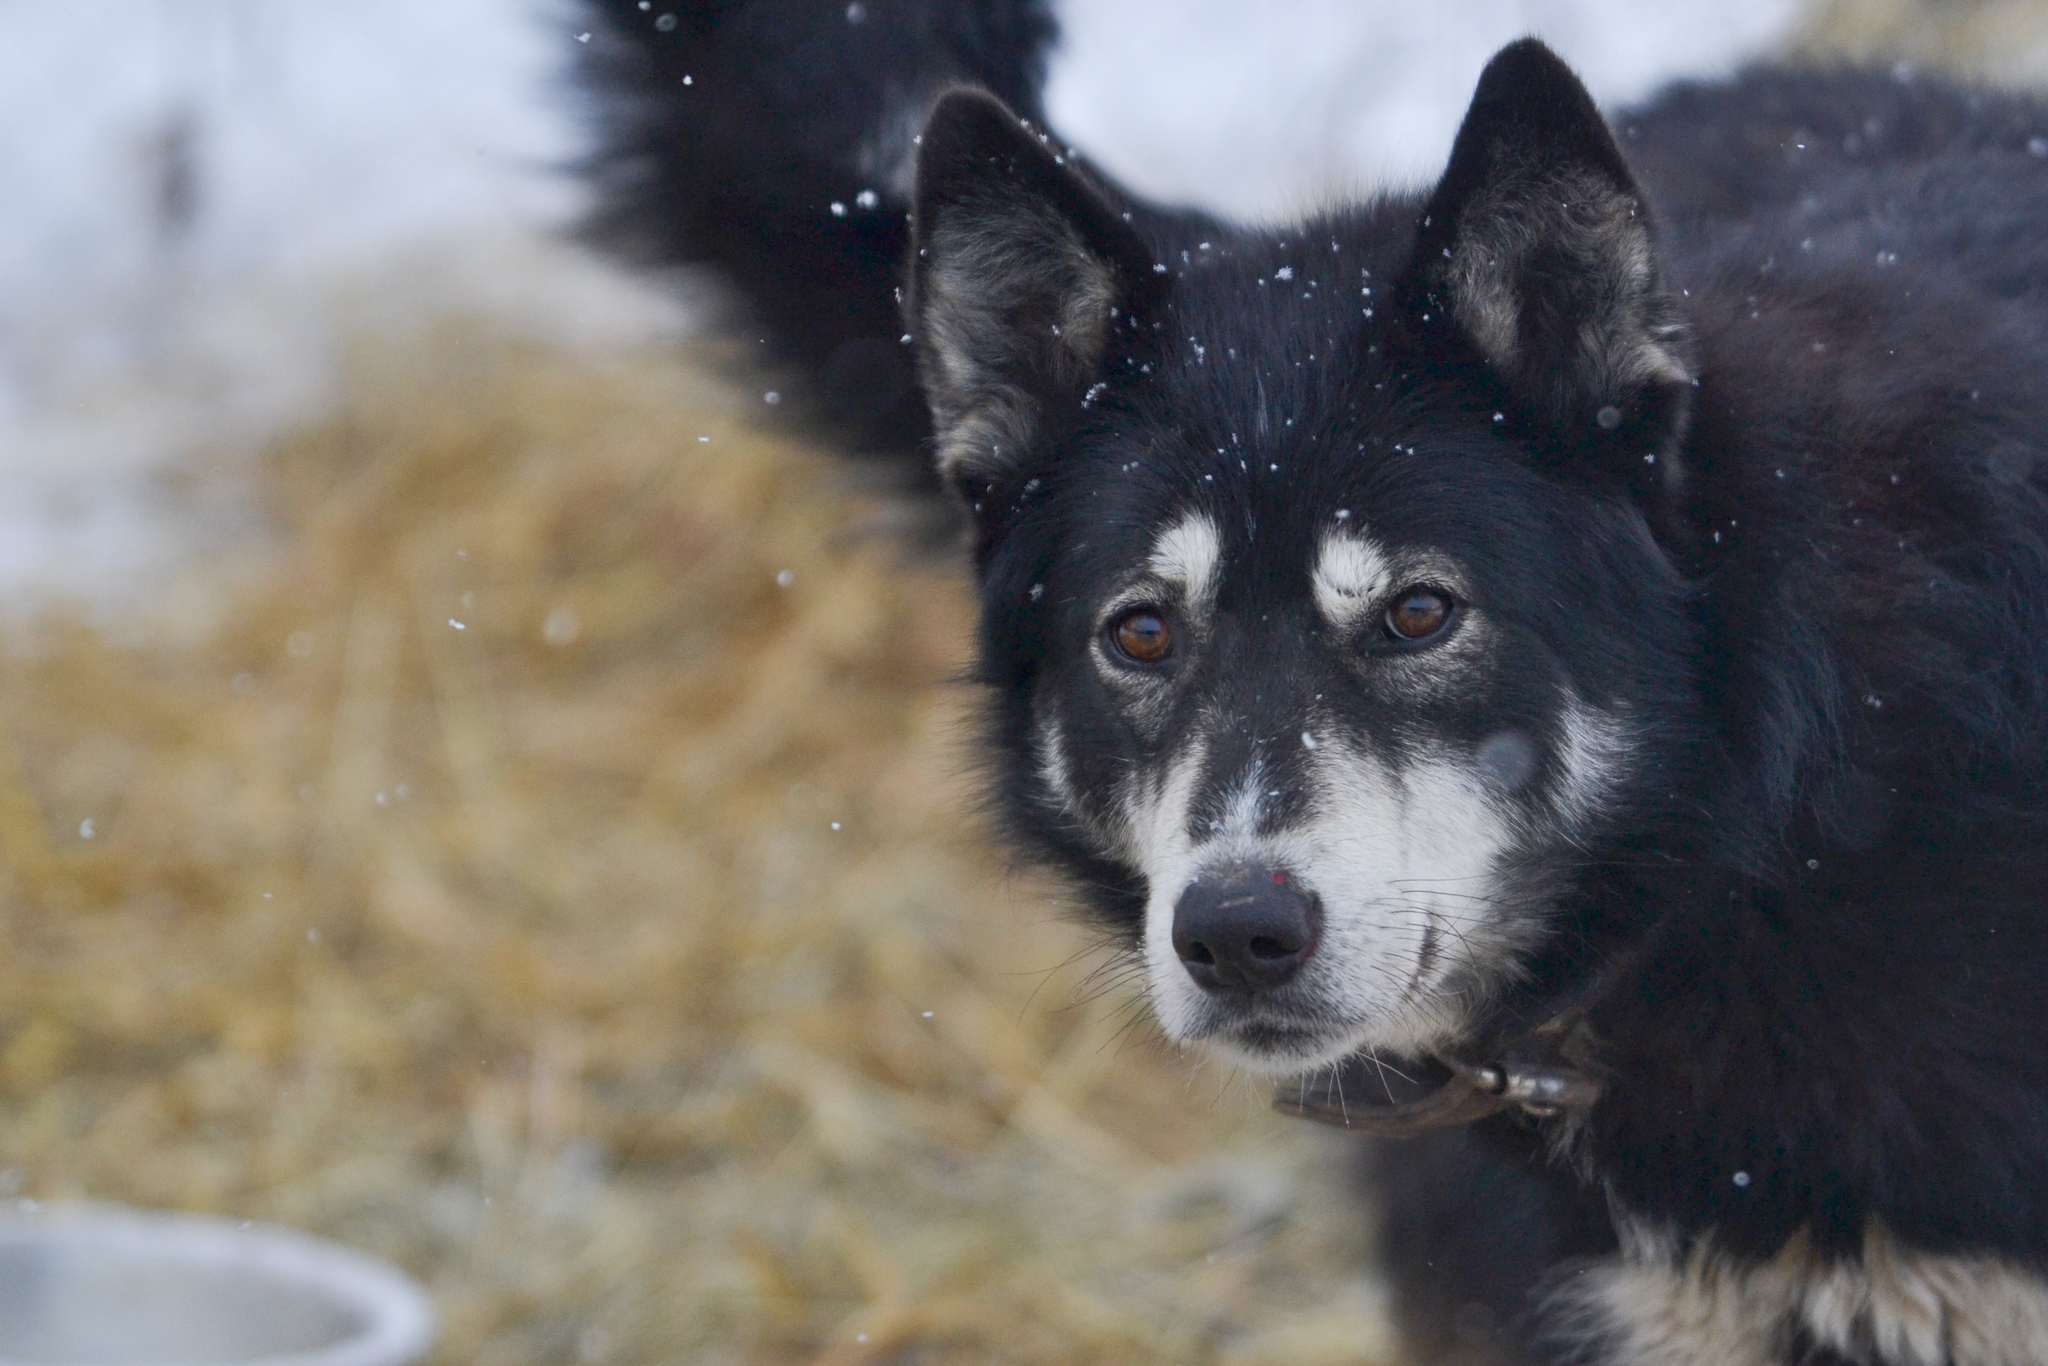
xmin=578 ymin=7 xmax=2048 ymax=1363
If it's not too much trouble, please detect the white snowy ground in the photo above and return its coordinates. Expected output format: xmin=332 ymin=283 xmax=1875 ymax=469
xmin=0 ymin=0 xmax=1799 ymax=607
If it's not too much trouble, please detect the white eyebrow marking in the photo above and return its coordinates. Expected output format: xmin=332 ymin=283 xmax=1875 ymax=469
xmin=1312 ymin=530 xmax=1392 ymax=627
xmin=1148 ymin=512 xmax=1223 ymax=613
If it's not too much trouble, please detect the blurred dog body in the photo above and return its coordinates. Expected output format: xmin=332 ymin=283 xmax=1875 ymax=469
xmin=577 ymin=0 xmax=1062 ymax=465
xmin=578 ymin=8 xmax=2048 ymax=1364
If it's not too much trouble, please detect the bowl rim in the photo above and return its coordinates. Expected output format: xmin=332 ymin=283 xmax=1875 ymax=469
xmin=0 ymin=1202 xmax=436 ymax=1366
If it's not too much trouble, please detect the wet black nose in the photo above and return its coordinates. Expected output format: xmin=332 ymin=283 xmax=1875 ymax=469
xmin=1172 ymin=867 xmax=1321 ymax=995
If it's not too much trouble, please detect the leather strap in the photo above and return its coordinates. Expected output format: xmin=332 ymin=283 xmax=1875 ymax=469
xmin=1273 ymin=1055 xmax=1604 ymax=1134
xmin=1270 ymin=995 xmax=1609 ymax=1136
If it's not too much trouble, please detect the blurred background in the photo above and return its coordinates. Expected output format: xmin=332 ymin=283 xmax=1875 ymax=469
xmin=0 ymin=2 xmax=2042 ymax=1362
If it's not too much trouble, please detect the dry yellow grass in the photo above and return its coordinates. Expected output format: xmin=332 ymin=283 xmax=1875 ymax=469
xmin=0 ymin=324 xmax=1392 ymax=1365
xmin=1794 ymin=0 xmax=2048 ymax=79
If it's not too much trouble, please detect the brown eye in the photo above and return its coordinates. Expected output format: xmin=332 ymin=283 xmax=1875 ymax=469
xmin=1110 ymin=609 xmax=1174 ymax=663
xmin=1386 ymin=588 xmax=1454 ymax=642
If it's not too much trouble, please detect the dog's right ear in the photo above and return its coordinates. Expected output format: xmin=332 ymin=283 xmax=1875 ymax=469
xmin=910 ymin=89 xmax=1160 ymax=501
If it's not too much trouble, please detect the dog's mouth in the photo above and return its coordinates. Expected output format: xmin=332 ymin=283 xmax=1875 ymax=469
xmin=1225 ymin=1020 xmax=1328 ymax=1055
xmin=1185 ymin=999 xmax=1371 ymax=1072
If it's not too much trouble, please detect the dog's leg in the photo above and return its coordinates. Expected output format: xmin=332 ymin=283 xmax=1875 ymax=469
xmin=1361 ymin=1122 xmax=1615 ymax=1366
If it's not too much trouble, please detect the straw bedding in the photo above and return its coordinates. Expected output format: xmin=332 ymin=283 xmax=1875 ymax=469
xmin=0 ymin=325 xmax=1393 ymax=1365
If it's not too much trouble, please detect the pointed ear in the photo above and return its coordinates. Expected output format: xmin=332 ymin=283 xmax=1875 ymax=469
xmin=909 ymin=89 xmax=1160 ymax=497
xmin=1405 ymin=40 xmax=1696 ymax=514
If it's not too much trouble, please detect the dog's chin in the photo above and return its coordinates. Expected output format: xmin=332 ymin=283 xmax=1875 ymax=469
xmin=1174 ymin=995 xmax=1470 ymax=1077
xmin=1149 ymin=963 xmax=1470 ymax=1077
xmin=1197 ymin=1019 xmax=1378 ymax=1077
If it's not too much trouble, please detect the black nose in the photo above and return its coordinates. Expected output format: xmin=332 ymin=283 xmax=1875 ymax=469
xmin=1172 ymin=866 xmax=1321 ymax=995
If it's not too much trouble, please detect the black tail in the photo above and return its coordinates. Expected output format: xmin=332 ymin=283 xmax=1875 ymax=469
xmin=573 ymin=0 xmax=1061 ymax=466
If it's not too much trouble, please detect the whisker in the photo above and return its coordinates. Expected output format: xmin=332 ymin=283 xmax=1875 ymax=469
xmin=1364 ymin=1048 xmax=1416 ymax=1088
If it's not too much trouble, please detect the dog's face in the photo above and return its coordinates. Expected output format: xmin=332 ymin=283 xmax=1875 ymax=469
xmin=910 ymin=42 xmax=1701 ymax=1075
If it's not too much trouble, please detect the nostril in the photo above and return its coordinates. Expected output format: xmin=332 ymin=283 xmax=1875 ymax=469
xmin=1247 ymin=934 xmax=1295 ymax=961
xmin=1180 ymin=939 xmax=1216 ymax=966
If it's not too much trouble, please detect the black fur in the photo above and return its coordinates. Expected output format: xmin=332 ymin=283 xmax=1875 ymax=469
xmin=1365 ymin=1123 xmax=1619 ymax=1365
xmin=578 ymin=18 xmax=2048 ymax=1364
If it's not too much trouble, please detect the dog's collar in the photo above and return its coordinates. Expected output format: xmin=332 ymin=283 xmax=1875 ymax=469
xmin=1272 ymin=1052 xmax=1604 ymax=1134
xmin=1270 ymin=998 xmax=1607 ymax=1136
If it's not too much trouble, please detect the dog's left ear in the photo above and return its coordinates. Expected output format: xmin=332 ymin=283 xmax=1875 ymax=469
xmin=1404 ymin=41 xmax=1696 ymax=536
xmin=910 ymin=88 xmax=1161 ymax=503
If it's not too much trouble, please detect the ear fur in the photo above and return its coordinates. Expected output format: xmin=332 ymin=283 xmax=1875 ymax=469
xmin=909 ymin=89 xmax=1159 ymax=495
xmin=1406 ymin=40 xmax=1695 ymax=504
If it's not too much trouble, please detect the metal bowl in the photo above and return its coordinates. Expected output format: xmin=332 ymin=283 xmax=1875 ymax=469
xmin=0 ymin=1205 xmax=435 ymax=1366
